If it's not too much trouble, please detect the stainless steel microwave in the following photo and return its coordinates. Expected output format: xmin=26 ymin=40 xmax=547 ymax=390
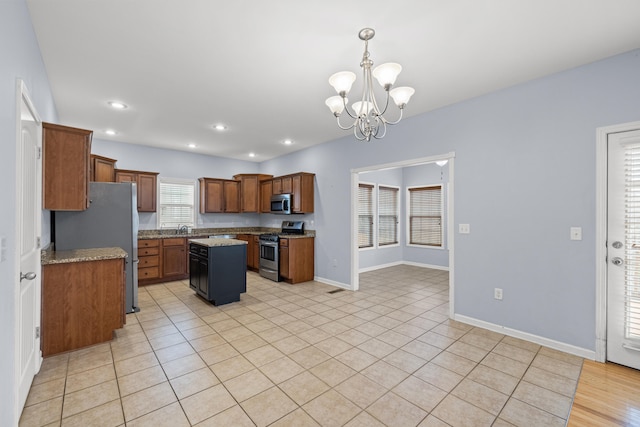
xmin=270 ymin=193 xmax=292 ymax=214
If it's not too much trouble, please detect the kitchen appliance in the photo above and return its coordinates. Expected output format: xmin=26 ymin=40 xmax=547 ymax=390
xmin=270 ymin=193 xmax=292 ymax=214
xmin=53 ymin=182 xmax=139 ymax=314
xmin=259 ymin=220 xmax=305 ymax=282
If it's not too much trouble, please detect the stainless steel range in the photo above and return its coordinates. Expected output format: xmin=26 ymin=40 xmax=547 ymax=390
xmin=259 ymin=220 xmax=305 ymax=282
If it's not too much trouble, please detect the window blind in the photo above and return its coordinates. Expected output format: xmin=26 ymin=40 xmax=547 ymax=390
xmin=158 ymin=179 xmax=195 ymax=228
xmin=624 ymin=145 xmax=640 ymax=340
xmin=409 ymin=185 xmax=442 ymax=246
xmin=378 ymin=186 xmax=398 ymax=246
xmin=358 ymin=183 xmax=374 ymax=248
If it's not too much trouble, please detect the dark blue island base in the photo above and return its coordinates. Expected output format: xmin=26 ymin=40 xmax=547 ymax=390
xmin=189 ymin=239 xmax=247 ymax=306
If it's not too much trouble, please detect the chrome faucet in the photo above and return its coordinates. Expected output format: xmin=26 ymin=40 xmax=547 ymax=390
xmin=178 ymin=225 xmax=189 ymax=234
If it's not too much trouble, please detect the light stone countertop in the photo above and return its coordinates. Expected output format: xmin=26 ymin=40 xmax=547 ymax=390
xmin=41 ymin=247 xmax=128 ymax=265
xmin=189 ymin=238 xmax=248 ymax=247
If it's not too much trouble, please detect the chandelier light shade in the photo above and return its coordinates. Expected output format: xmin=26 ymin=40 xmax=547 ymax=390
xmin=326 ymin=28 xmax=415 ymax=141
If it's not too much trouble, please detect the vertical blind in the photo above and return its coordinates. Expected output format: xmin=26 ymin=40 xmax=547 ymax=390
xmin=624 ymin=145 xmax=640 ymax=340
xmin=358 ymin=183 xmax=374 ymax=248
xmin=158 ymin=180 xmax=195 ymax=228
xmin=378 ymin=186 xmax=398 ymax=246
xmin=409 ymin=185 xmax=442 ymax=246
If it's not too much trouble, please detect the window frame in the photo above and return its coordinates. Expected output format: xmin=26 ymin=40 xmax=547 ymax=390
xmin=156 ymin=177 xmax=197 ymax=229
xmin=406 ymin=184 xmax=444 ymax=248
xmin=358 ymin=182 xmax=376 ymax=250
xmin=378 ymin=185 xmax=400 ymax=247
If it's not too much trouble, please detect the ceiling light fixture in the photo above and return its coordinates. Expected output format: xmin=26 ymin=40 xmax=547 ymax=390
xmin=435 ymin=160 xmax=448 ymax=167
xmin=282 ymin=139 xmax=293 ymax=145
xmin=108 ymin=101 xmax=127 ymax=109
xmin=188 ymin=143 xmax=197 ymax=148
xmin=105 ymin=129 xmax=117 ymax=136
xmin=249 ymin=152 xmax=256 ymax=158
xmin=214 ymin=124 xmax=227 ymax=131
xmin=326 ymin=28 xmax=415 ymax=142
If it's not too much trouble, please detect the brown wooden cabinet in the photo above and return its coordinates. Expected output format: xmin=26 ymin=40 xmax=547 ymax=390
xmin=233 ymin=174 xmax=273 ymax=213
xmin=260 ymin=180 xmax=273 ymax=213
xmin=138 ymin=239 xmax=160 ymax=282
xmin=279 ymin=237 xmax=314 ymax=284
xmin=138 ymin=237 xmax=189 ymax=285
xmin=91 ymin=154 xmax=117 ymax=182
xmin=115 ymin=169 xmax=158 ymax=212
xmin=43 ymin=122 xmax=92 ymax=210
xmin=237 ymin=234 xmax=260 ymax=270
xmin=162 ymin=237 xmax=188 ymax=278
xmin=199 ymin=178 xmax=240 ymax=213
xmin=42 ymin=257 xmax=125 ymax=356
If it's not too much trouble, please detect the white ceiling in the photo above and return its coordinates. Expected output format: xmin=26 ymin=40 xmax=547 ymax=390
xmin=26 ymin=0 xmax=640 ymax=162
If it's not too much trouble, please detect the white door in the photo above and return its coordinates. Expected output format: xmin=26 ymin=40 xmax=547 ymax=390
xmin=16 ymin=81 xmax=42 ymax=414
xmin=607 ymin=129 xmax=640 ymax=370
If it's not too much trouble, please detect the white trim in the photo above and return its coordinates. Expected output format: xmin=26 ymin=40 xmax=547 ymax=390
xmin=359 ymin=260 xmax=450 ymax=274
xmin=350 ymin=152 xmax=456 ymax=313
xmin=595 ymin=121 xmax=640 ymax=363
xmin=455 ymin=314 xmax=596 ymax=360
xmin=402 ymin=260 xmax=450 ymax=271
xmin=314 ymin=276 xmax=352 ymax=290
xmin=359 ymin=261 xmax=403 ymax=273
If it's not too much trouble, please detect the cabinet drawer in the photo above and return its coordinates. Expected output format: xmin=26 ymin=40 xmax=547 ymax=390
xmin=139 ymin=266 xmax=160 ymax=280
xmin=138 ymin=255 xmax=159 ymax=268
xmin=139 ymin=239 xmax=159 ymax=248
xmin=163 ymin=238 xmax=185 ymax=246
xmin=279 ymin=239 xmax=289 ymax=247
xmin=138 ymin=247 xmax=159 ymax=257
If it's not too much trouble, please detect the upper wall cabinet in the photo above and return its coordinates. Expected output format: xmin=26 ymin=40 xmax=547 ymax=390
xmin=264 ymin=172 xmax=315 ymax=213
xmin=115 ymin=169 xmax=159 ymax=212
xmin=233 ymin=174 xmax=273 ymax=213
xmin=43 ymin=122 xmax=92 ymax=211
xmin=91 ymin=154 xmax=117 ymax=182
xmin=199 ymin=178 xmax=241 ymax=213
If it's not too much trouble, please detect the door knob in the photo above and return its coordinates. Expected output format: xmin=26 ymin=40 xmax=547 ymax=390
xmin=612 ymin=241 xmax=623 ymax=249
xmin=20 ymin=272 xmax=37 ymax=281
xmin=611 ymin=257 xmax=624 ymax=266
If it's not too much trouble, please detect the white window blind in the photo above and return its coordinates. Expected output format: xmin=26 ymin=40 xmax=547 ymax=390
xmin=358 ymin=183 xmax=374 ymax=248
xmin=408 ymin=185 xmax=442 ymax=246
xmin=624 ymin=145 xmax=640 ymax=340
xmin=378 ymin=186 xmax=398 ymax=246
xmin=158 ymin=179 xmax=196 ymax=228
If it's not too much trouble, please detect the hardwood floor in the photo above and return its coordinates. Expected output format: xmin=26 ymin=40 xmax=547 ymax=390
xmin=568 ymin=360 xmax=640 ymax=426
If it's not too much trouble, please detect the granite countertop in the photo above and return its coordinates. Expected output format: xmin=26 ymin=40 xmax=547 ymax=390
xmin=189 ymin=238 xmax=248 ymax=247
xmin=41 ymin=247 xmax=128 ymax=265
xmin=138 ymin=227 xmax=315 ymax=240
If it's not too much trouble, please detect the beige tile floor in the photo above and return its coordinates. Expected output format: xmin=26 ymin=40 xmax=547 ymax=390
xmin=19 ymin=265 xmax=583 ymax=426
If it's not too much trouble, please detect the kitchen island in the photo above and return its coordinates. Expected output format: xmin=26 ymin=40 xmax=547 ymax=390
xmin=189 ymin=238 xmax=247 ymax=306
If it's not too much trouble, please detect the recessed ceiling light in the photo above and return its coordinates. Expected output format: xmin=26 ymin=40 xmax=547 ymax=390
xmin=282 ymin=139 xmax=293 ymax=145
xmin=105 ymin=129 xmax=117 ymax=136
xmin=213 ymin=124 xmax=227 ymax=131
xmin=187 ymin=143 xmax=197 ymax=149
xmin=249 ymin=152 xmax=256 ymax=158
xmin=108 ymin=101 xmax=127 ymax=109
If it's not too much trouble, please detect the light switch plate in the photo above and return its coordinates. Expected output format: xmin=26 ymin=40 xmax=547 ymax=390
xmin=570 ymin=227 xmax=582 ymax=241
xmin=459 ymin=224 xmax=470 ymax=234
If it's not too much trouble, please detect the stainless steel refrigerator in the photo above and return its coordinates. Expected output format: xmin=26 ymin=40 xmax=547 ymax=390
xmin=54 ymin=182 xmax=139 ymax=314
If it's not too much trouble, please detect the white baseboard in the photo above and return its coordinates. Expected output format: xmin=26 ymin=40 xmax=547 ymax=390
xmin=359 ymin=260 xmax=449 ymax=274
xmin=454 ymin=314 xmax=596 ymax=360
xmin=314 ymin=276 xmax=353 ymax=291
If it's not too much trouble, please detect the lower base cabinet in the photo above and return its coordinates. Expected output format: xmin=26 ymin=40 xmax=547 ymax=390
xmin=42 ymin=258 xmax=125 ymax=356
xmin=237 ymin=234 xmax=260 ymax=270
xmin=139 ymin=237 xmax=188 ymax=285
xmin=279 ymin=237 xmax=314 ymax=284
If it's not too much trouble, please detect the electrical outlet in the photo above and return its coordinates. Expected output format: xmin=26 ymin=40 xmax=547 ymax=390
xmin=570 ymin=227 xmax=582 ymax=241
xmin=494 ymin=288 xmax=503 ymax=300
xmin=459 ymin=224 xmax=470 ymax=234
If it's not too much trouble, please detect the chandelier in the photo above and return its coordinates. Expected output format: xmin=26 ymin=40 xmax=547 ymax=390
xmin=325 ymin=28 xmax=415 ymax=141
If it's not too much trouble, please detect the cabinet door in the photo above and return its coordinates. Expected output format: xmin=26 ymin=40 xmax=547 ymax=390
xmin=272 ymin=178 xmax=282 ymax=195
xmin=162 ymin=239 xmax=187 ymax=277
xmin=281 ymin=176 xmax=293 ymax=194
xmin=291 ymin=173 xmax=315 ymax=213
xmin=137 ymin=173 xmax=157 ymax=212
xmin=189 ymin=256 xmax=200 ymax=291
xmin=43 ymin=123 xmax=92 ymax=210
xmin=260 ymin=180 xmax=273 ymax=212
xmin=92 ymin=156 xmax=116 ymax=182
xmin=279 ymin=239 xmax=289 ymax=279
xmin=198 ymin=258 xmax=209 ymax=297
xmin=252 ymin=236 xmax=260 ymax=269
xmin=115 ymin=171 xmax=136 ymax=183
xmin=200 ymin=179 xmax=224 ymax=213
xmin=238 ymin=175 xmax=259 ymax=212
xmin=223 ymin=180 xmax=241 ymax=212
xmin=236 ymin=235 xmax=251 ymax=268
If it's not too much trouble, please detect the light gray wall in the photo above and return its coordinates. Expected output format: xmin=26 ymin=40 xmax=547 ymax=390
xmin=261 ymin=49 xmax=640 ymax=351
xmin=0 ymin=0 xmax=58 ymax=424
xmin=402 ymin=163 xmax=449 ymax=268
